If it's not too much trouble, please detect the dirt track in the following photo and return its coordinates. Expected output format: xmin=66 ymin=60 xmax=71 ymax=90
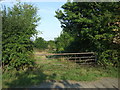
xmin=30 ymin=77 xmax=119 ymax=88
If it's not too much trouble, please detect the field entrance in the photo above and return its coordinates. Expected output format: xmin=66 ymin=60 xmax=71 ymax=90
xmin=35 ymin=52 xmax=97 ymax=67
xmin=34 ymin=51 xmax=110 ymax=81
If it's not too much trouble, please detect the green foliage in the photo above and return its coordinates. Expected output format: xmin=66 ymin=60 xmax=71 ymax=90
xmin=2 ymin=3 xmax=40 ymax=71
xmin=47 ymin=40 xmax=56 ymax=52
xmin=97 ymin=50 xmax=119 ymax=67
xmin=34 ymin=37 xmax=48 ymax=50
xmin=55 ymin=32 xmax=74 ymax=52
xmin=55 ymin=2 xmax=119 ymax=66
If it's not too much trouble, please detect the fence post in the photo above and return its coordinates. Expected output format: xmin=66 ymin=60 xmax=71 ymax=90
xmin=95 ymin=52 xmax=97 ymax=65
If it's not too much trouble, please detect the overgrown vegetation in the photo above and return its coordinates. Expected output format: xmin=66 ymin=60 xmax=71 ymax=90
xmin=3 ymin=56 xmax=118 ymax=88
xmin=35 ymin=56 xmax=118 ymax=79
xmin=55 ymin=2 xmax=120 ymax=67
xmin=34 ymin=37 xmax=48 ymax=50
xmin=2 ymin=67 xmax=47 ymax=88
xmin=33 ymin=37 xmax=56 ymax=52
xmin=55 ymin=32 xmax=74 ymax=52
xmin=2 ymin=3 xmax=40 ymax=71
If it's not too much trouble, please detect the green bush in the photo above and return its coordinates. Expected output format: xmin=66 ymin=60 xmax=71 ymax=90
xmin=55 ymin=2 xmax=119 ymax=67
xmin=2 ymin=3 xmax=40 ymax=71
xmin=34 ymin=37 xmax=48 ymax=50
xmin=97 ymin=50 xmax=119 ymax=67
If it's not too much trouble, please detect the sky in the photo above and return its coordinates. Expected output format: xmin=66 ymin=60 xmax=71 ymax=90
xmin=34 ymin=2 xmax=65 ymax=41
xmin=0 ymin=0 xmax=67 ymax=41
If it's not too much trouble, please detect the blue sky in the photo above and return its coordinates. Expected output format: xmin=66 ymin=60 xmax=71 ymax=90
xmin=0 ymin=0 xmax=67 ymax=41
xmin=34 ymin=2 xmax=65 ymax=41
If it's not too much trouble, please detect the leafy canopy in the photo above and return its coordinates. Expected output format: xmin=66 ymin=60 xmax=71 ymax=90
xmin=55 ymin=2 xmax=120 ymax=67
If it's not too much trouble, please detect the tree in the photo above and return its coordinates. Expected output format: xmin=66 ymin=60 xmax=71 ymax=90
xmin=55 ymin=2 xmax=120 ymax=67
xmin=34 ymin=37 xmax=48 ymax=50
xmin=47 ymin=40 xmax=56 ymax=52
xmin=55 ymin=31 xmax=74 ymax=52
xmin=2 ymin=3 xmax=40 ymax=71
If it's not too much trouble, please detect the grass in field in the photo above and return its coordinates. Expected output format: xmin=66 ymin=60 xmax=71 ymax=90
xmin=35 ymin=56 xmax=118 ymax=81
xmin=2 ymin=56 xmax=118 ymax=88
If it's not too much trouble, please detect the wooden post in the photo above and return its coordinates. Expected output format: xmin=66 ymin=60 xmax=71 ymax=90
xmin=95 ymin=52 xmax=97 ymax=65
xmin=75 ymin=54 xmax=76 ymax=68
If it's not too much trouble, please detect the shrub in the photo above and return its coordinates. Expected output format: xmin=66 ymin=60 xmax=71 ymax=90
xmin=2 ymin=3 xmax=40 ymax=71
